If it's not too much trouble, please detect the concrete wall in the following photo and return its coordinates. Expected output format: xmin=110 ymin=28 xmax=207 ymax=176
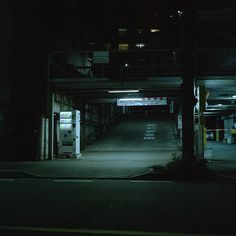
xmin=54 ymin=92 xmax=75 ymax=113
xmin=67 ymin=52 xmax=92 ymax=77
xmin=48 ymin=91 xmax=117 ymax=158
xmin=83 ymin=103 xmax=116 ymax=148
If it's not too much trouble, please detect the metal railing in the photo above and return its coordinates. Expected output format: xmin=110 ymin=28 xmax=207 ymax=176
xmin=49 ymin=49 xmax=183 ymax=79
xmin=49 ymin=48 xmax=236 ymax=79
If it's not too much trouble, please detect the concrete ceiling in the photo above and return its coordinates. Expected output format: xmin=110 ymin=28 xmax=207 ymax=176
xmin=197 ymin=76 xmax=236 ymax=115
xmin=52 ymin=74 xmax=236 ymax=115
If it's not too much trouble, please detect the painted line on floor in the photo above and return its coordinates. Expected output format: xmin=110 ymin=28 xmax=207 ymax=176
xmin=53 ymin=179 xmax=94 ymax=183
xmin=218 ymin=174 xmax=236 ymax=181
xmin=0 ymin=225 xmax=233 ymax=236
xmin=0 ymin=179 xmax=15 ymax=182
xmin=131 ymin=180 xmax=173 ymax=183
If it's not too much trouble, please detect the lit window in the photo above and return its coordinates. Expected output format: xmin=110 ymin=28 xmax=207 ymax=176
xmin=135 ymin=43 xmax=145 ymax=48
xmin=118 ymin=28 xmax=128 ymax=36
xmin=138 ymin=29 xmax=144 ymax=34
xmin=119 ymin=28 xmax=128 ymax=32
xmin=177 ymin=10 xmax=183 ymax=17
xmin=105 ymin=43 xmax=111 ymax=50
xmin=150 ymin=28 xmax=160 ymax=33
xmin=119 ymin=44 xmax=129 ymax=51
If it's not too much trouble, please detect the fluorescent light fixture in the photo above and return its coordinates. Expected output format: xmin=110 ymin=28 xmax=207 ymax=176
xmin=217 ymin=104 xmax=223 ymax=106
xmin=119 ymin=98 xmax=143 ymax=101
xmin=233 ymin=95 xmax=236 ymax=98
xmin=108 ymin=90 xmax=139 ymax=93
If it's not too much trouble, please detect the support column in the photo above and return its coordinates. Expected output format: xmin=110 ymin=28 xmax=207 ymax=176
xmin=197 ymin=85 xmax=206 ymax=159
xmin=182 ymin=84 xmax=196 ymax=162
xmin=181 ymin=5 xmax=196 ymax=162
xmin=48 ymin=91 xmax=54 ymax=160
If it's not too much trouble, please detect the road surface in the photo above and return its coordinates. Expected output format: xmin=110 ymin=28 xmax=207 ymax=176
xmin=0 ymin=178 xmax=235 ymax=235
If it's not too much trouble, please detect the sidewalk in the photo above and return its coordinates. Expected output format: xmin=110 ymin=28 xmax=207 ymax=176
xmin=0 ymin=150 xmax=174 ymax=179
xmin=0 ymin=142 xmax=235 ymax=180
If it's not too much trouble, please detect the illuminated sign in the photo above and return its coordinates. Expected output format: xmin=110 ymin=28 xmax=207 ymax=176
xmin=60 ymin=124 xmax=72 ymax=130
xmin=117 ymin=97 xmax=167 ymax=106
xmin=60 ymin=111 xmax=73 ymax=130
xmin=60 ymin=112 xmax=72 ymax=119
xmin=60 ymin=119 xmax=72 ymax=124
xmin=93 ymin=51 xmax=109 ymax=63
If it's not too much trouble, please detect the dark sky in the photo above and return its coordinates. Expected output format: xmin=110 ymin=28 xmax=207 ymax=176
xmin=2 ymin=0 xmax=235 ymax=51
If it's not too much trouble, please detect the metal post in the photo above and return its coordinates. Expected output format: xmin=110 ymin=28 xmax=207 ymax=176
xmin=81 ymin=100 xmax=86 ymax=150
xmin=47 ymin=53 xmax=54 ymax=160
xmin=216 ymin=130 xmax=220 ymax=142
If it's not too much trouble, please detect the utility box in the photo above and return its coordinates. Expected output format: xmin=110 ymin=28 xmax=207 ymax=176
xmin=59 ymin=110 xmax=81 ymax=158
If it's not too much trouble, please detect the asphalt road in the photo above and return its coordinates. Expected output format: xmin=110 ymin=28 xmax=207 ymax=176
xmin=0 ymin=178 xmax=236 ymax=235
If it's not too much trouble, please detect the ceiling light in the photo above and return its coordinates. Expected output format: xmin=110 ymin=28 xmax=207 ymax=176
xmin=108 ymin=90 xmax=139 ymax=93
xmin=119 ymin=98 xmax=143 ymax=101
xmin=233 ymin=95 xmax=236 ymax=98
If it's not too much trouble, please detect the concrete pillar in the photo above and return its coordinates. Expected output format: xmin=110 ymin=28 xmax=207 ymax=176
xmin=197 ymin=86 xmax=206 ymax=159
xmin=181 ymin=5 xmax=196 ymax=162
xmin=48 ymin=92 xmax=54 ymax=160
xmin=182 ymin=85 xmax=196 ymax=161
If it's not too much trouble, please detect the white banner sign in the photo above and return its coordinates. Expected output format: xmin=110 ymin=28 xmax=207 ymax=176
xmin=117 ymin=97 xmax=167 ymax=106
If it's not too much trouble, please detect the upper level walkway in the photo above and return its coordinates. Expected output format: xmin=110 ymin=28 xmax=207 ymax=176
xmin=49 ymin=48 xmax=236 ymax=80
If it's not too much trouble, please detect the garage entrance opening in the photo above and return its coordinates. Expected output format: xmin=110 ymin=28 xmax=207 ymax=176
xmin=52 ymin=96 xmax=182 ymax=178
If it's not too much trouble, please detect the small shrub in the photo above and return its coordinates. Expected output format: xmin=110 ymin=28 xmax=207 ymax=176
xmin=165 ymin=155 xmax=216 ymax=181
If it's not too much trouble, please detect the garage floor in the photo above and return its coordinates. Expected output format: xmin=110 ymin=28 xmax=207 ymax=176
xmin=0 ymin=116 xmax=181 ymax=178
xmin=76 ymin=116 xmax=181 ymax=177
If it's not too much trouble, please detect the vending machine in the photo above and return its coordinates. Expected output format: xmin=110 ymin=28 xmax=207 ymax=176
xmin=58 ymin=110 xmax=81 ymax=158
